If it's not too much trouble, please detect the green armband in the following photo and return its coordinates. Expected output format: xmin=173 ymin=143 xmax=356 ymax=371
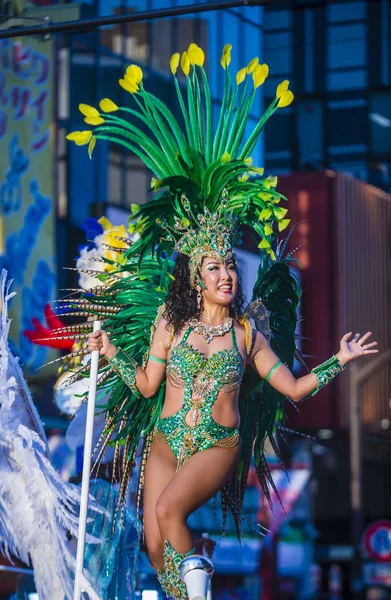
xmin=310 ymin=355 xmax=345 ymax=396
xmin=109 ymin=348 xmax=140 ymax=397
xmin=265 ymin=361 xmax=283 ymax=382
xmin=149 ymin=355 xmax=167 ymax=364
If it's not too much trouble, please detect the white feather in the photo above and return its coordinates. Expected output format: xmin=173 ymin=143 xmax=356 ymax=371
xmin=0 ymin=270 xmax=101 ymax=600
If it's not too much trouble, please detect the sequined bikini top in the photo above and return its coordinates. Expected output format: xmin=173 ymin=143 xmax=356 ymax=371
xmin=166 ymin=325 xmax=244 ymax=396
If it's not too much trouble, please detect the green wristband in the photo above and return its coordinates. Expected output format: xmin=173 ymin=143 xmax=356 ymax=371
xmin=310 ymin=355 xmax=345 ymax=396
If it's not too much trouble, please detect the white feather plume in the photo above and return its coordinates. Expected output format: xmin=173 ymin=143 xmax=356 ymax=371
xmin=0 ymin=270 xmax=100 ymax=600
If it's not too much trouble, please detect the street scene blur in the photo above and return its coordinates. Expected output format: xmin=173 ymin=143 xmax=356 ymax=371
xmin=0 ymin=0 xmax=390 ymax=599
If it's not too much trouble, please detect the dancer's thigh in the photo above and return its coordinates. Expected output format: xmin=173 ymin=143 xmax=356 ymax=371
xmin=157 ymin=444 xmax=240 ymax=520
xmin=143 ymin=437 xmax=177 ymax=555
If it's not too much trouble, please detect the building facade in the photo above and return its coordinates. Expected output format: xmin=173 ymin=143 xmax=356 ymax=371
xmin=264 ymin=0 xmax=391 ymax=193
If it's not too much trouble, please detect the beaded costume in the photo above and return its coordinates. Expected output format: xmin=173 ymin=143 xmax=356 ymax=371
xmin=157 ymin=325 xmax=243 ymax=470
xmin=59 ymin=42 xmax=345 ymax=599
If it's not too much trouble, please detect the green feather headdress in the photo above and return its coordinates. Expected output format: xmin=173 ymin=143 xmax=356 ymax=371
xmin=67 ymin=42 xmax=294 ymax=262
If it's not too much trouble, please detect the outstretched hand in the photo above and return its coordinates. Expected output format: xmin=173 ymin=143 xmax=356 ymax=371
xmin=336 ymin=331 xmax=379 ymax=366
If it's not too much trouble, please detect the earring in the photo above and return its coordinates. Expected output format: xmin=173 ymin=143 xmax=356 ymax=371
xmin=197 ymin=290 xmax=202 ymax=310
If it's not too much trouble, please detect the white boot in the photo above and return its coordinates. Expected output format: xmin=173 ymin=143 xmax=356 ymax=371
xmin=179 ymin=555 xmax=214 ymax=600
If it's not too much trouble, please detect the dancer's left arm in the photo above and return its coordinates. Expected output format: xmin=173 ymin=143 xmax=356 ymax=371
xmin=250 ymin=331 xmax=378 ymax=402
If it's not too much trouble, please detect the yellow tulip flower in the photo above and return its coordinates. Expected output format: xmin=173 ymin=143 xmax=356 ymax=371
xmin=119 ymin=78 xmax=139 ymax=94
xmin=188 ymin=44 xmax=205 ymax=67
xmin=84 ymin=116 xmax=105 ymax=126
xmin=277 ymin=90 xmax=294 ymax=108
xmin=88 ymin=136 xmax=96 ymax=159
xmin=247 ymin=57 xmax=259 ymax=74
xmin=66 ymin=131 xmax=92 ymax=146
xmin=180 ymin=51 xmax=190 ymax=76
xmin=276 ymin=80 xmax=290 ymax=98
xmin=126 ymin=64 xmax=143 ymax=84
xmin=99 ymin=98 xmax=118 ymax=113
xmin=236 ymin=68 xmax=247 ymax=85
xmin=252 ymin=63 xmax=269 ymax=89
xmin=221 ymin=52 xmax=231 ymax=69
xmin=244 ymin=157 xmax=253 ymax=165
xmin=220 ymin=151 xmax=231 ymax=163
xmin=79 ymin=104 xmax=100 ymax=118
xmin=170 ymin=53 xmax=180 ymax=75
xmin=221 ymin=44 xmax=232 ymax=69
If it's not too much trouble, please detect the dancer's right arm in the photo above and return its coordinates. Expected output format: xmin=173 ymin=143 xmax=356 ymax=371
xmin=87 ymin=318 xmax=170 ymax=398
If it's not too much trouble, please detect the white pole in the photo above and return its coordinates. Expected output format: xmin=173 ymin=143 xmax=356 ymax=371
xmin=73 ymin=320 xmax=102 ymax=600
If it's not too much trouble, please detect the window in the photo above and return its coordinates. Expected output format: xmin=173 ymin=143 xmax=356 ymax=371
xmin=326 ymin=6 xmax=367 ymax=92
xmin=297 ymin=101 xmax=324 ymax=169
xmin=265 ymin=30 xmax=292 ymax=76
xmin=109 ymin=150 xmax=148 ymax=208
xmin=304 ymin=8 xmax=315 ymax=93
xmin=327 ymin=101 xmax=367 ymax=148
xmin=380 ymin=0 xmax=390 ymax=85
xmin=327 ymin=69 xmax=367 ymax=90
xmin=327 ymin=23 xmax=366 ymax=69
xmin=327 ymin=1 xmax=366 ymax=23
xmin=370 ymin=93 xmax=391 ymax=155
xmin=265 ymin=110 xmax=293 ymax=168
xmin=264 ymin=10 xmax=292 ymax=31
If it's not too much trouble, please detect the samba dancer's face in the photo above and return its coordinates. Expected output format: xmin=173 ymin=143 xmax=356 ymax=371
xmin=198 ymin=256 xmax=238 ymax=307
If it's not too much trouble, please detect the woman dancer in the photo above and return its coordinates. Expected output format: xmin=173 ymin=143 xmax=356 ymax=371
xmin=63 ymin=43 xmax=379 ymax=598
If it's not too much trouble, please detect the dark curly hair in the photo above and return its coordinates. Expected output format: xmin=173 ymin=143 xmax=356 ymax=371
xmin=164 ymin=254 xmax=246 ymax=335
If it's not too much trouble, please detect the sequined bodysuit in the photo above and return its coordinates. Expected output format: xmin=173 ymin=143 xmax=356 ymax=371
xmin=156 ymin=326 xmax=243 ymax=470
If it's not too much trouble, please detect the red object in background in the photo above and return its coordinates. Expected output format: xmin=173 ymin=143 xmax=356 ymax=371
xmin=363 ymin=521 xmax=391 ymax=563
xmin=277 ymin=172 xmax=337 ymax=430
xmin=23 ymin=303 xmax=75 ymax=350
xmin=278 ymin=170 xmax=390 ymax=433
